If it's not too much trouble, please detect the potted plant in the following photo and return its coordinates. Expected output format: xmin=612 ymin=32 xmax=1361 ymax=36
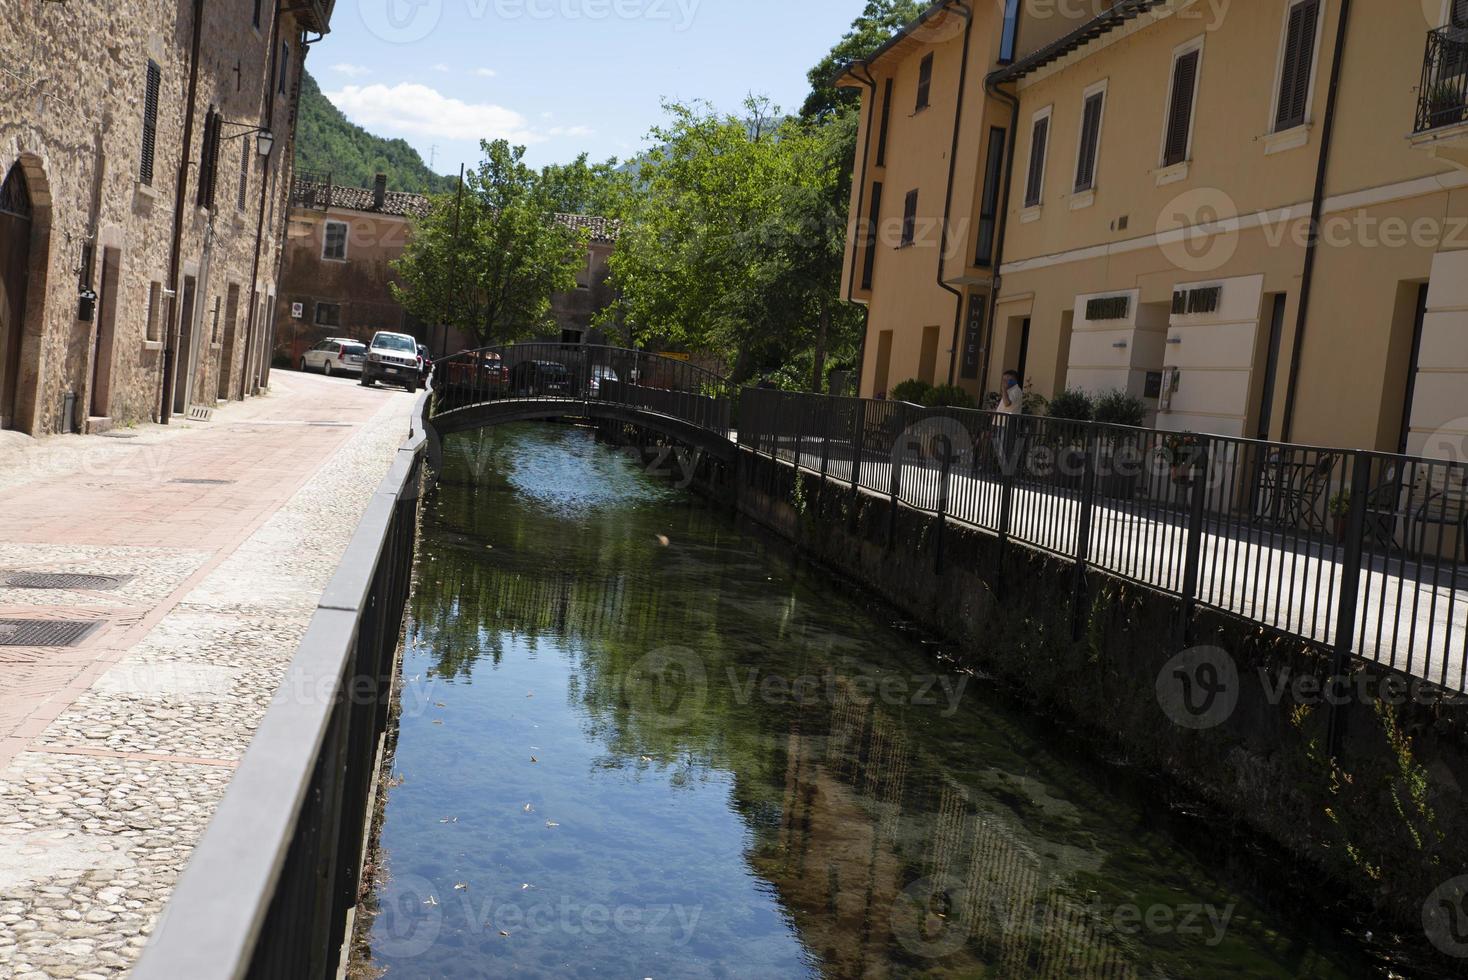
xmin=1158 ymin=433 xmax=1205 ymax=489
xmin=1328 ymin=489 xmax=1351 ymax=542
xmin=1042 ymin=389 xmax=1095 ymax=490
xmin=1427 ymin=80 xmax=1467 ymax=129
xmin=1093 ymin=390 xmax=1148 ymax=498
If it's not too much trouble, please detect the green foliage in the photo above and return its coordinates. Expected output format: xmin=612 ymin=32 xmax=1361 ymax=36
xmin=294 ymin=72 xmax=457 ymax=194
xmin=1047 ymin=388 xmax=1096 ymax=422
xmin=600 ymin=98 xmax=864 ymax=386
xmin=802 ymin=0 xmax=928 ymax=121
xmin=538 ymin=153 xmax=633 ymax=216
xmin=391 ymin=140 xmax=588 ymax=345
xmin=889 ymin=379 xmax=932 ymax=405
xmin=921 ymin=384 xmax=975 ymax=409
xmin=1093 ymin=389 xmax=1147 ymax=427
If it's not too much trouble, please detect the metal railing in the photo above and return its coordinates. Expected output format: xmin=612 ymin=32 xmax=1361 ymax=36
xmin=741 ymin=389 xmax=1468 ymax=693
xmin=429 ymin=343 xmax=734 ymax=436
xmin=1416 ymin=25 xmax=1468 ymax=133
xmin=290 ymin=171 xmax=333 ymax=211
xmin=132 ymin=406 xmax=427 ymax=980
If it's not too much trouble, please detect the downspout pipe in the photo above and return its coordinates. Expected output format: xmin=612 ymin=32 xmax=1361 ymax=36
xmin=1280 ymin=0 xmax=1352 ymax=443
xmin=158 ymin=0 xmax=206 ymax=424
xmin=238 ymin=0 xmax=287 ymax=401
xmin=937 ymin=1 xmax=974 ymax=387
xmin=260 ymin=26 xmax=313 ymax=393
xmin=847 ymin=60 xmax=878 ymax=395
xmin=978 ymin=73 xmax=1021 ymax=398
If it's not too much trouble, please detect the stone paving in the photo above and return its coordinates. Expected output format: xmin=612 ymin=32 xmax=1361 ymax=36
xmin=0 ymin=372 xmax=416 ymax=978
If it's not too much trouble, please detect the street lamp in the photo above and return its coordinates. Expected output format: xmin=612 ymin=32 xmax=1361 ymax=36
xmin=221 ymin=120 xmax=275 ymax=158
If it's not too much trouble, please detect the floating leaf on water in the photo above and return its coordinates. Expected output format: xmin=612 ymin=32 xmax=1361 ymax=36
xmin=656 ymin=534 xmax=670 ymax=547
xmin=499 ymin=930 xmax=511 ymax=937
xmin=530 ymin=756 xmax=538 ymax=763
xmin=640 ymin=756 xmax=652 ymax=763
xmin=521 ymin=883 xmax=533 ymax=890
xmin=545 ymin=820 xmax=560 ymax=828
xmin=423 ymin=896 xmax=438 ymax=906
xmin=434 ymin=702 xmax=446 ymax=708
xmin=454 ymin=882 xmax=468 ymax=890
xmin=522 ymin=803 xmax=534 ymax=813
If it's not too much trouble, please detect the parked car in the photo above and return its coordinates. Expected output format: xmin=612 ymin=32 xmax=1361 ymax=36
xmin=441 ymin=350 xmax=507 ymax=388
xmin=299 ymin=338 xmax=366 ymax=377
xmin=360 ymin=331 xmax=422 ymax=391
xmin=588 ymin=365 xmax=619 ymax=397
xmin=510 ymin=360 xmax=571 ymax=397
xmin=416 ymin=344 xmax=432 ymax=384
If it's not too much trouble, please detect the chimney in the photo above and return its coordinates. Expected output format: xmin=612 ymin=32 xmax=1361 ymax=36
xmin=373 ymin=173 xmax=387 ymax=211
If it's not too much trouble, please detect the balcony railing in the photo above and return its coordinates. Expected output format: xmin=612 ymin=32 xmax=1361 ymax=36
xmin=1416 ymin=25 xmax=1468 ymax=133
xmin=290 ymin=171 xmax=333 ymax=211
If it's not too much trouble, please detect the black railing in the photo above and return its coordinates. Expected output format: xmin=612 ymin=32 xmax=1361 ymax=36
xmin=429 ymin=343 xmax=734 ymax=436
xmin=1416 ymin=25 xmax=1468 ymax=133
xmin=132 ymin=410 xmax=426 ymax=979
xmin=741 ymin=389 xmax=1468 ymax=693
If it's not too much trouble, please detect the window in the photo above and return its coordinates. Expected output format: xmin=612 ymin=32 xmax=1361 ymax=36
xmin=976 ymin=127 xmax=1006 ymax=266
xmin=916 ymin=53 xmax=934 ymax=111
xmin=140 ymin=60 xmax=161 ymax=185
xmin=237 ymin=137 xmax=251 ymax=211
xmin=1274 ymin=0 xmax=1320 ymax=131
xmin=145 ymin=282 xmax=162 ymax=342
xmin=315 ymin=302 xmax=341 ymax=327
xmin=323 ymin=221 xmax=348 ymax=261
xmin=1024 ymin=111 xmax=1050 ymax=209
xmin=196 ymin=107 xmax=222 ymax=209
xmin=1000 ymin=0 xmax=1021 ymax=63
xmin=862 ymin=182 xmax=883 ymax=289
xmin=876 ymin=78 xmax=894 ymax=167
xmin=900 ymin=189 xmax=918 ymax=247
xmin=278 ymin=42 xmax=290 ymax=96
xmin=1455 ymin=0 xmax=1468 ymax=27
xmin=253 ymin=0 xmax=263 ymax=29
xmin=1074 ymin=87 xmax=1106 ymax=193
xmin=1163 ymin=45 xmax=1202 ymax=168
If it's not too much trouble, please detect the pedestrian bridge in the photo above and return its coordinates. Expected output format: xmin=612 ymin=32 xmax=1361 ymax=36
xmin=422 ymin=344 xmax=738 ymax=472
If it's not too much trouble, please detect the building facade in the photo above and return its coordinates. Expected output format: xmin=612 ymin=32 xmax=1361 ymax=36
xmin=275 ymin=178 xmax=620 ymax=364
xmin=0 ymin=0 xmax=329 ymax=436
xmin=844 ymin=0 xmax=1468 ymax=457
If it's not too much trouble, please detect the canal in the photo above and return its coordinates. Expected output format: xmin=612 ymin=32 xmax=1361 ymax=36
xmin=357 ymin=423 xmax=1381 ymax=979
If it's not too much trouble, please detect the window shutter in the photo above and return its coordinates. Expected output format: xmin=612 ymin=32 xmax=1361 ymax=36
xmin=876 ymin=79 xmax=894 ymax=167
xmin=1275 ymin=0 xmax=1319 ymax=131
xmin=976 ymin=126 xmax=1006 ymax=265
xmin=140 ymin=60 xmax=161 ymax=185
xmin=197 ymin=109 xmax=222 ymax=209
xmin=1454 ymin=0 xmax=1468 ymax=27
xmin=237 ymin=137 xmax=250 ymax=211
xmin=1024 ymin=116 xmax=1048 ymax=208
xmin=862 ymin=182 xmax=883 ymax=289
xmin=916 ymin=54 xmax=933 ymax=110
xmin=1164 ymin=50 xmax=1199 ymax=167
xmin=1075 ymin=92 xmax=1104 ymax=192
xmin=901 ymin=189 xmax=918 ymax=245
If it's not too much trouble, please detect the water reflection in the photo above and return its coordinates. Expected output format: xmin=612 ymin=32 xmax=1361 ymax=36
xmin=363 ymin=424 xmax=1375 ymax=979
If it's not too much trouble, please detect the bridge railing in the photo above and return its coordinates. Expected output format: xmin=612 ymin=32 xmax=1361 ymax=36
xmin=429 ymin=343 xmax=734 ymax=435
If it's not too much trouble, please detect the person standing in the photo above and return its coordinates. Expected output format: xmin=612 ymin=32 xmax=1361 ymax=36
xmin=993 ymin=370 xmax=1024 ymax=471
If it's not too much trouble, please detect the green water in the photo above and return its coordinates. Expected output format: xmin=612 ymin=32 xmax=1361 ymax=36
xmin=361 ymin=423 xmax=1380 ymax=979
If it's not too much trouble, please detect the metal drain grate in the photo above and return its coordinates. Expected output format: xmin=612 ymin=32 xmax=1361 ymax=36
xmin=3 ymin=572 xmax=134 ymax=591
xmin=0 ymin=620 xmax=104 ymax=647
xmin=171 ymin=478 xmax=235 ymax=485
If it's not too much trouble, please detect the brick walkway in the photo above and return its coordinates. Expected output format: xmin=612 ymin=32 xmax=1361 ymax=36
xmin=0 ymin=371 xmax=415 ymax=978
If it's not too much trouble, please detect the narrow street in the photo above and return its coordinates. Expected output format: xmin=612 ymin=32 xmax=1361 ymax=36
xmin=0 ymin=371 xmax=414 ymax=977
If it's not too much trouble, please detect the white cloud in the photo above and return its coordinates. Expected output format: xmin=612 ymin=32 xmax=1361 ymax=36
xmin=432 ymin=63 xmax=451 ymax=73
xmin=331 ymin=63 xmax=371 ymax=77
xmin=324 ymin=83 xmax=543 ymax=143
xmin=474 ymin=68 xmax=498 ymax=78
xmin=547 ymin=125 xmax=595 ymax=138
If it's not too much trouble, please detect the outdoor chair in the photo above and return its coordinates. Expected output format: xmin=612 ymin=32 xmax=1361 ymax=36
xmin=1362 ymin=464 xmax=1405 ymax=554
xmin=1257 ymin=450 xmax=1339 ymax=535
xmin=1412 ymin=466 xmax=1468 ymax=564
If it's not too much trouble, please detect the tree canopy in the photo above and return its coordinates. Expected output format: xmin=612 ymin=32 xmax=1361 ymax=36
xmin=802 ymin=0 xmax=928 ymax=120
xmin=391 ymin=140 xmax=588 ymax=346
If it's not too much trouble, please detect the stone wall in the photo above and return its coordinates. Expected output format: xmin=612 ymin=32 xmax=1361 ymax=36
xmin=726 ymin=447 xmax=1468 ymax=958
xmin=0 ymin=0 xmax=316 ymax=435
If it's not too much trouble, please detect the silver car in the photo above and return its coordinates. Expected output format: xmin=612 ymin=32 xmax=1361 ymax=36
xmin=300 ymin=338 xmax=366 ymax=377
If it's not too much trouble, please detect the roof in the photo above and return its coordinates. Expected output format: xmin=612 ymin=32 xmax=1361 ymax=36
xmin=834 ymin=0 xmax=953 ymax=88
xmin=297 ymin=182 xmax=620 ymax=242
xmin=988 ymin=0 xmax=1169 ymax=84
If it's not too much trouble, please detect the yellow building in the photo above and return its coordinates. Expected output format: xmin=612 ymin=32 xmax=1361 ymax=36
xmin=845 ymin=0 xmax=1468 ymax=457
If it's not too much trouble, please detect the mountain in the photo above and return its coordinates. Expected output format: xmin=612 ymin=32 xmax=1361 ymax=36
xmin=293 ymin=72 xmax=458 ymax=195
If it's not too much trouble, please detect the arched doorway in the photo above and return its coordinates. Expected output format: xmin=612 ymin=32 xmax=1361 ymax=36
xmin=0 ymin=162 xmax=32 ymax=428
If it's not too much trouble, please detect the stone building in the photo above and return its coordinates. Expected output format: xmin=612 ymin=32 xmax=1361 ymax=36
xmin=275 ymin=175 xmax=620 ymax=365
xmin=0 ymin=0 xmax=331 ymax=436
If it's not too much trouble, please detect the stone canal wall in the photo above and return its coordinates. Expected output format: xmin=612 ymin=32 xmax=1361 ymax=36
xmin=716 ymin=444 xmax=1468 ymax=953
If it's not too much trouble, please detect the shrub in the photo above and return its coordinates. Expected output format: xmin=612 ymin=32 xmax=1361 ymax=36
xmin=1093 ymin=389 xmax=1148 ymax=427
xmin=1047 ymin=388 xmax=1095 ymax=422
xmin=889 ymin=379 xmax=933 ymax=405
xmin=921 ymin=384 xmax=976 ymax=409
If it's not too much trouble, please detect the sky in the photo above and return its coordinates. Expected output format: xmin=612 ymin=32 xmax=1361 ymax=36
xmin=314 ymin=0 xmax=868 ymax=173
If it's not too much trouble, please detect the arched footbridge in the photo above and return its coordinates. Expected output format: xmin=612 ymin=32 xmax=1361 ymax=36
xmin=421 ymin=344 xmax=739 ymax=474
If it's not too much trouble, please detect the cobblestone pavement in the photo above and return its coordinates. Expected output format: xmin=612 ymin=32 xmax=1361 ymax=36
xmin=0 ymin=372 xmax=416 ymax=978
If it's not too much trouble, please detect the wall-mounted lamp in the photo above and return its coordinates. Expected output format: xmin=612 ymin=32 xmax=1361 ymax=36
xmin=221 ymin=120 xmax=275 ymax=158
xmin=1112 ymin=341 xmax=1129 ymax=349
xmin=1167 ymin=337 xmax=1183 ymax=345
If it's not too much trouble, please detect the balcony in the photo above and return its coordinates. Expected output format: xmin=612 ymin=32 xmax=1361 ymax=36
xmin=1412 ymin=26 xmax=1468 ymax=169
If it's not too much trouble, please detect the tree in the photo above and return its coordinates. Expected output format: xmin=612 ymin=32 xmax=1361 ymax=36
xmin=392 ymin=140 xmax=588 ymax=346
xmin=802 ymin=0 xmax=927 ymax=121
xmin=538 ymin=153 xmax=633 ymax=217
xmin=599 ymin=99 xmax=864 ymax=388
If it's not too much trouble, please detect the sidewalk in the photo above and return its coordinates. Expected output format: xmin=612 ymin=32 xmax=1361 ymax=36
xmin=0 ymin=371 xmax=416 ymax=978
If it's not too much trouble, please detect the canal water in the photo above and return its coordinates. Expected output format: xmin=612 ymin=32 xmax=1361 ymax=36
xmin=360 ymin=423 xmax=1380 ymax=979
